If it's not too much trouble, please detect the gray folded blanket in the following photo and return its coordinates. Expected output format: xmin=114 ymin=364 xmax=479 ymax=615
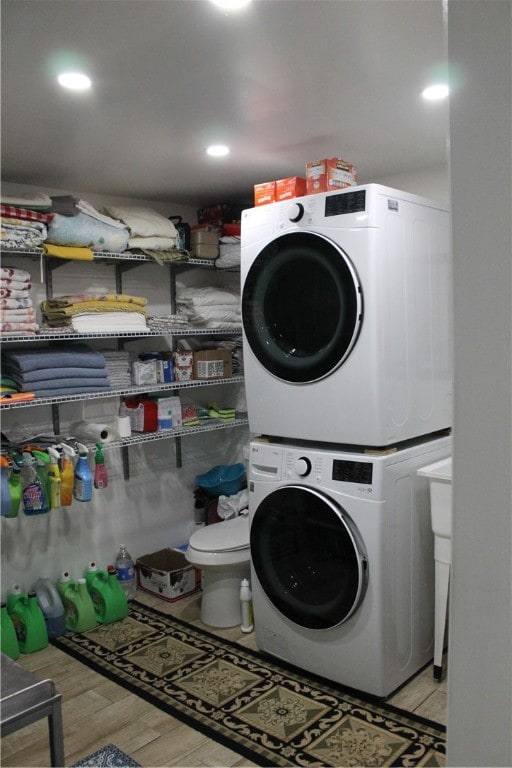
xmin=7 ymin=366 xmax=109 ymax=386
xmin=2 ymin=344 xmax=106 ymax=373
xmin=32 ymin=383 xmax=113 ymax=398
xmin=23 ymin=377 xmax=111 ymax=392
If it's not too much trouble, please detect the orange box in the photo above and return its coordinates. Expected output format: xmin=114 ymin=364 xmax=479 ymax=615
xmin=275 ymin=176 xmax=307 ymax=202
xmin=306 ymin=157 xmax=358 ymax=194
xmin=254 ymin=181 xmax=276 ymax=206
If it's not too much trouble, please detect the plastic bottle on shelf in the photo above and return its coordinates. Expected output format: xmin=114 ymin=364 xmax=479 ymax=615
xmin=240 ymin=578 xmax=254 ymax=633
xmin=21 ymin=451 xmax=50 ymax=515
xmin=115 ymin=545 xmax=136 ymax=600
xmin=7 ymin=454 xmax=23 ymax=518
xmin=0 ymin=456 xmax=12 ymax=517
xmin=73 ymin=443 xmax=93 ymax=502
xmin=47 ymin=447 xmax=62 ymax=508
xmin=93 ymin=443 xmax=108 ymax=489
xmin=32 ymin=450 xmax=52 ymax=510
xmin=59 ymin=444 xmax=75 ymax=506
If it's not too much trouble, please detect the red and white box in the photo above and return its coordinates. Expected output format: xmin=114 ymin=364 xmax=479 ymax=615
xmin=275 ymin=176 xmax=307 ymax=202
xmin=254 ymin=181 xmax=276 ymax=206
xmin=306 ymin=157 xmax=358 ymax=194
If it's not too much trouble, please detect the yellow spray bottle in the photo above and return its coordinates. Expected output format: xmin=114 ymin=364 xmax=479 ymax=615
xmin=47 ymin=447 xmax=62 ymax=509
xmin=60 ymin=444 xmax=75 ymax=507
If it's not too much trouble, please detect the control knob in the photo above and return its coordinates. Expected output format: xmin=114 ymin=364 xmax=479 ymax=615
xmin=288 ymin=202 xmax=305 ymax=223
xmin=294 ymin=456 xmax=311 ymax=477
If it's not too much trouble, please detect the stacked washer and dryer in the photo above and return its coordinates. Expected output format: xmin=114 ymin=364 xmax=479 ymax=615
xmin=240 ymin=184 xmax=452 ymax=697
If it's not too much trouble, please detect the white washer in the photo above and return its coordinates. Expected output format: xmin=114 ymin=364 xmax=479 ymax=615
xmin=241 ymin=184 xmax=452 ymax=446
xmin=248 ymin=435 xmax=451 ymax=697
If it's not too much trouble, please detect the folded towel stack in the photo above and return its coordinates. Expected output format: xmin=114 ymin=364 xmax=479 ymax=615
xmin=41 ymin=292 xmax=149 ymax=333
xmin=176 ymin=285 xmax=241 ymax=328
xmin=0 ymin=266 xmax=40 ymax=336
xmin=100 ymin=350 xmax=132 ymax=389
xmin=1 ymin=195 xmax=53 ymax=251
xmin=1 ymin=343 xmax=111 ymax=398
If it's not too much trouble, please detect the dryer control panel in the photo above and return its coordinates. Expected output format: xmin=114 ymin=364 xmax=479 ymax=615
xmin=332 ymin=459 xmax=373 ymax=485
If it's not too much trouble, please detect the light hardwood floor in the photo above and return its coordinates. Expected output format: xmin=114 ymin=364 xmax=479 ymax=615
xmin=1 ymin=589 xmax=447 ymax=767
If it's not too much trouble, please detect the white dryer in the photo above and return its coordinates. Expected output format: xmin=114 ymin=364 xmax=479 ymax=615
xmin=248 ymin=435 xmax=451 ymax=697
xmin=241 ymin=184 xmax=452 ymax=446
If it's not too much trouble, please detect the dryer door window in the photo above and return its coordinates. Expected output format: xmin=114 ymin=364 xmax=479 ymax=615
xmin=250 ymin=485 xmax=368 ymax=629
xmin=242 ymin=231 xmax=363 ymax=382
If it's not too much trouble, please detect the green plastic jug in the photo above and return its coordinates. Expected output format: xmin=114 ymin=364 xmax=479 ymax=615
xmin=1 ymin=600 xmax=20 ymax=659
xmin=57 ymin=572 xmax=97 ymax=632
xmin=84 ymin=562 xmax=128 ymax=624
xmin=6 ymin=587 xmax=49 ymax=653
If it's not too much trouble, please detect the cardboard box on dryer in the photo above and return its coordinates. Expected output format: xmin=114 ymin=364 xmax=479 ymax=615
xmin=254 ymin=181 xmax=276 ymax=206
xmin=136 ymin=548 xmax=200 ymax=602
xmin=275 ymin=176 xmax=307 ymax=201
xmin=306 ymin=157 xmax=358 ymax=194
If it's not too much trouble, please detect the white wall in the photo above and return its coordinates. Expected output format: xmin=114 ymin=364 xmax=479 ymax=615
xmin=447 ymin=2 xmax=512 ymax=765
xmin=1 ymin=183 xmax=249 ymax=595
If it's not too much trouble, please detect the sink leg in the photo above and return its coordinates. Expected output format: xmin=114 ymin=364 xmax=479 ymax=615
xmin=434 ymin=558 xmax=450 ymax=681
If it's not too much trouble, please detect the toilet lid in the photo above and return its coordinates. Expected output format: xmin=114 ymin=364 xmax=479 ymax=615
xmin=190 ymin=514 xmax=249 ymax=552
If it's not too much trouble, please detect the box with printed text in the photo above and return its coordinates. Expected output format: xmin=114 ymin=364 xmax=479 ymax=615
xmin=193 ymin=350 xmax=232 ymax=380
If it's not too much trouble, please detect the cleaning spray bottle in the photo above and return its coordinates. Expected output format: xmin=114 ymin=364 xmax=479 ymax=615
xmin=73 ymin=443 xmax=93 ymax=502
xmin=21 ymin=451 xmax=50 ymax=515
xmin=8 ymin=453 xmax=23 ymax=518
xmin=93 ymin=442 xmax=108 ymax=489
xmin=47 ymin=447 xmax=62 ymax=509
xmin=0 ymin=456 xmax=12 ymax=517
xmin=32 ymin=450 xmax=52 ymax=511
xmin=60 ymin=444 xmax=75 ymax=506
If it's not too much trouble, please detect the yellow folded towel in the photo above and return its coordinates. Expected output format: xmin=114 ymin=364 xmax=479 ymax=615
xmin=43 ymin=243 xmax=94 ymax=261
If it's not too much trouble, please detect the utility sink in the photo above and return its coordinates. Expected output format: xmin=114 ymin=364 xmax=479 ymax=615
xmin=418 ymin=457 xmax=452 ymax=539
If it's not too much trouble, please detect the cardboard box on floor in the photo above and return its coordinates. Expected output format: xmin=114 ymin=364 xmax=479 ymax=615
xmin=136 ymin=549 xmax=200 ymax=602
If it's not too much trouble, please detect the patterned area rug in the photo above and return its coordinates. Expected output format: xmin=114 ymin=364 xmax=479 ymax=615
xmin=52 ymin=600 xmax=445 ymax=767
xmin=72 ymin=743 xmax=141 ymax=766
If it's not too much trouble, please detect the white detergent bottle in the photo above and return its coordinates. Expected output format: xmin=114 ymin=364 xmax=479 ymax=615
xmin=240 ymin=578 xmax=254 ymax=633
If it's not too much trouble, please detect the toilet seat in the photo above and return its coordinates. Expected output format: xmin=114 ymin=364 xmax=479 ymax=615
xmin=186 ymin=514 xmax=250 ymax=567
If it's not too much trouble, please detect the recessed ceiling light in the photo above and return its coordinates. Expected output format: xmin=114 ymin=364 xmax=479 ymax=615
xmin=57 ymin=72 xmax=92 ymax=91
xmin=422 ymin=83 xmax=449 ymax=101
xmin=210 ymin=0 xmax=251 ymax=10
xmin=206 ymin=144 xmax=230 ymax=157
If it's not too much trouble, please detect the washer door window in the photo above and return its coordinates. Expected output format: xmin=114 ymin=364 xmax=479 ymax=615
xmin=250 ymin=486 xmax=368 ymax=629
xmin=242 ymin=232 xmax=363 ymax=382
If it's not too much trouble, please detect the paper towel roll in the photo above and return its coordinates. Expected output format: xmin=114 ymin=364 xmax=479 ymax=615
xmin=70 ymin=420 xmax=114 ymax=444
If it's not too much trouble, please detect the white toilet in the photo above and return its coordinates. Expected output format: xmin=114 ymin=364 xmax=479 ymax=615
xmin=185 ymin=512 xmax=251 ymax=628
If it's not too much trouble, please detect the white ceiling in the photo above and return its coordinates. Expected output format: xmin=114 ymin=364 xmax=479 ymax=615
xmin=1 ymin=0 xmax=449 ymax=207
